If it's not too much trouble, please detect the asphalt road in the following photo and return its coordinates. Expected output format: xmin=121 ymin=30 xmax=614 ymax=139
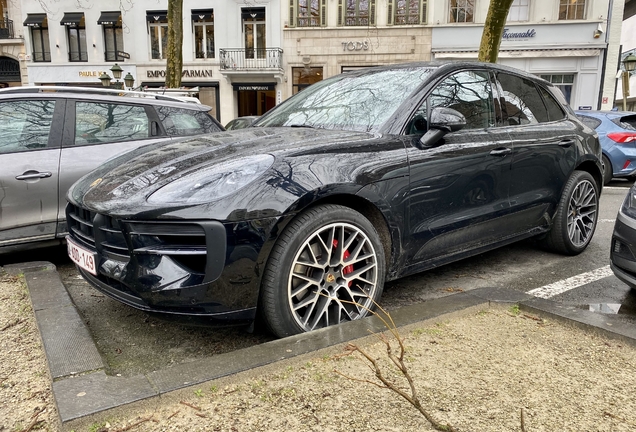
xmin=2 ymin=178 xmax=635 ymax=376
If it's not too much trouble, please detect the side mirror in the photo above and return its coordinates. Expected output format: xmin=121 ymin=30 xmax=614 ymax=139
xmin=417 ymin=107 xmax=466 ymax=149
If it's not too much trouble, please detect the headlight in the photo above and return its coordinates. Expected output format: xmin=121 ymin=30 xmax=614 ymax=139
xmin=147 ymin=154 xmax=274 ymax=204
xmin=622 ymin=184 xmax=636 ymax=219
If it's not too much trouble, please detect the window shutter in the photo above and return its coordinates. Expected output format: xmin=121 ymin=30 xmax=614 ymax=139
xmin=289 ymin=0 xmax=295 ymax=27
xmin=321 ymin=0 xmax=327 ymax=26
xmin=387 ymin=0 xmax=394 ymax=25
xmin=421 ymin=0 xmax=427 ymax=24
xmin=370 ymin=0 xmax=376 ymax=25
xmin=337 ymin=0 xmax=343 ymax=26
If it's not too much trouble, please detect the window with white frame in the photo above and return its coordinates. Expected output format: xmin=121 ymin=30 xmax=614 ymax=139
xmin=289 ymin=0 xmax=326 ymax=27
xmin=540 ymin=74 xmax=574 ymax=103
xmin=449 ymin=0 xmax=474 ymax=23
xmin=559 ymin=0 xmax=585 ymax=20
xmin=339 ymin=0 xmax=375 ymax=26
xmin=147 ymin=11 xmax=168 ymax=60
xmin=388 ymin=0 xmax=427 ymax=25
xmin=192 ymin=9 xmax=214 ymax=59
xmin=507 ymin=0 xmax=529 ymax=22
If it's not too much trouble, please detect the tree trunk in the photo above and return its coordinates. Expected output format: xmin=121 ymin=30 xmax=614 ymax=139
xmin=165 ymin=0 xmax=183 ymax=88
xmin=478 ymin=0 xmax=515 ymax=63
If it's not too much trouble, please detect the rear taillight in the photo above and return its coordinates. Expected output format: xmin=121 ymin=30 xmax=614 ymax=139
xmin=608 ymin=132 xmax=636 ymax=143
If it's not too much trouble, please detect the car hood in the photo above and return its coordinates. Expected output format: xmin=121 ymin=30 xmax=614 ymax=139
xmin=69 ymin=127 xmax=379 ymax=212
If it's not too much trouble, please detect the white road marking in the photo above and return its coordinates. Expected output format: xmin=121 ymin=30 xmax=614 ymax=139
xmin=599 ymin=219 xmax=616 ymax=223
xmin=525 ymin=265 xmax=613 ymax=299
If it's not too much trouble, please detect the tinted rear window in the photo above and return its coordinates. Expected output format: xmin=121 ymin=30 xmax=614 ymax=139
xmin=497 ymin=73 xmax=549 ymax=125
xmin=613 ymin=115 xmax=636 ymax=131
xmin=576 ymin=115 xmax=602 ymax=130
xmin=156 ymin=107 xmax=223 ymax=136
xmin=538 ymin=86 xmax=566 ymax=121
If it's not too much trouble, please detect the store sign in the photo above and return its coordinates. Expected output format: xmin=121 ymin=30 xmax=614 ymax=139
xmin=78 ymin=71 xmax=105 ymax=78
xmin=146 ymin=69 xmax=213 ymax=78
xmin=502 ymin=28 xmax=536 ymax=40
xmin=341 ymin=41 xmax=369 ymax=52
xmin=234 ymin=84 xmax=275 ymax=91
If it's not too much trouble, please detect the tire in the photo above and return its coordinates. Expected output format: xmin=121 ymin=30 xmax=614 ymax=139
xmin=541 ymin=170 xmax=599 ymax=255
xmin=260 ymin=204 xmax=386 ymax=338
xmin=602 ymin=155 xmax=613 ymax=186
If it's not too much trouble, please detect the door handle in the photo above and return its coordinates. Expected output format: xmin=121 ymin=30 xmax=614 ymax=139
xmin=559 ymin=139 xmax=575 ymax=147
xmin=15 ymin=171 xmax=53 ymax=180
xmin=489 ymin=147 xmax=512 ymax=157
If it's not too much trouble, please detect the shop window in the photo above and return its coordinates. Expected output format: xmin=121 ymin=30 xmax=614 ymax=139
xmin=507 ymin=0 xmax=529 ymax=22
xmin=449 ymin=0 xmax=474 ymax=23
xmin=61 ymin=13 xmax=87 ymax=62
xmin=540 ymin=74 xmax=574 ymax=104
xmin=293 ymin=67 xmax=323 ymax=95
xmin=147 ymin=11 xmax=168 ymax=60
xmin=98 ymin=12 xmax=124 ymax=62
xmin=193 ymin=9 xmax=214 ymax=59
xmin=289 ymin=0 xmax=326 ymax=27
xmin=338 ymin=0 xmax=376 ymax=26
xmin=388 ymin=0 xmax=427 ymax=25
xmin=24 ymin=14 xmax=50 ymax=62
xmin=559 ymin=0 xmax=585 ymax=20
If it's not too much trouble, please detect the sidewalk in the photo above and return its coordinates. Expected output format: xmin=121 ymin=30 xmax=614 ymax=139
xmin=2 ymin=261 xmax=636 ymax=431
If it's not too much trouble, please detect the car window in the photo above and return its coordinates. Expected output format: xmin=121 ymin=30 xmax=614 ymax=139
xmin=74 ymin=102 xmax=149 ymax=145
xmin=496 ymin=73 xmax=549 ymax=125
xmin=538 ymin=86 xmax=566 ymax=121
xmin=0 ymin=100 xmax=56 ymax=154
xmin=427 ymin=70 xmax=494 ymax=130
xmin=156 ymin=106 xmax=223 ymax=136
xmin=576 ymin=114 xmax=602 ymax=130
xmin=614 ymin=115 xmax=636 ymax=131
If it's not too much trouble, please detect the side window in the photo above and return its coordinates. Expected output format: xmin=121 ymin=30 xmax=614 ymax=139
xmin=576 ymin=114 xmax=601 ymax=130
xmin=428 ymin=70 xmax=494 ymax=130
xmin=496 ymin=73 xmax=548 ymax=125
xmin=74 ymin=102 xmax=149 ymax=145
xmin=0 ymin=100 xmax=56 ymax=154
xmin=538 ymin=86 xmax=566 ymax=122
xmin=156 ymin=106 xmax=222 ymax=136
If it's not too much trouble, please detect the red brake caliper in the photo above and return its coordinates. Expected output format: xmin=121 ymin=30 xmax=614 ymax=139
xmin=333 ymin=239 xmax=353 ymax=286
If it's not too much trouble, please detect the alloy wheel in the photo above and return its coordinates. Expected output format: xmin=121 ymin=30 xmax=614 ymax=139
xmin=567 ymin=179 xmax=597 ymax=247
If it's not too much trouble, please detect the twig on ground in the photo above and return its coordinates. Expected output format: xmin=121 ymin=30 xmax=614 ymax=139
xmin=521 ymin=408 xmax=527 ymax=432
xmin=179 ymin=401 xmax=202 ymax=411
xmin=1 ymin=318 xmax=25 ymax=332
xmin=166 ymin=410 xmax=180 ymax=420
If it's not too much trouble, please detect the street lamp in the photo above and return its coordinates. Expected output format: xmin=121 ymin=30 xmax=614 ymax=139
xmin=621 ymin=54 xmax=636 ymax=111
xmin=99 ymin=63 xmax=134 ymax=90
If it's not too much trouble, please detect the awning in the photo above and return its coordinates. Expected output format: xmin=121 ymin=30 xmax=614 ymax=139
xmin=191 ymin=9 xmax=214 ymax=21
xmin=60 ymin=13 xmax=84 ymax=26
xmin=23 ymin=13 xmax=47 ymax=27
xmin=241 ymin=7 xmax=265 ymax=20
xmin=146 ymin=11 xmax=167 ymax=22
xmin=97 ymin=11 xmax=121 ymax=25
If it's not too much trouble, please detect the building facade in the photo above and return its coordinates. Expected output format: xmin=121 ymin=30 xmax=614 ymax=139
xmin=14 ymin=0 xmax=628 ymax=121
xmin=0 ymin=0 xmax=27 ymax=88
xmin=20 ymin=0 xmax=283 ymax=123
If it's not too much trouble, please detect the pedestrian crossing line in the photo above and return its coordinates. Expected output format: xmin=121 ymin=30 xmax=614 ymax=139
xmin=525 ymin=265 xmax=613 ymax=299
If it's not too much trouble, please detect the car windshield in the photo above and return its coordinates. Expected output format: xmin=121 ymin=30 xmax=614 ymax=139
xmin=256 ymin=67 xmax=433 ymax=132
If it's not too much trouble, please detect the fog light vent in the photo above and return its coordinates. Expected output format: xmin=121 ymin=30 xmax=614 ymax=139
xmin=613 ymin=239 xmax=635 ymax=260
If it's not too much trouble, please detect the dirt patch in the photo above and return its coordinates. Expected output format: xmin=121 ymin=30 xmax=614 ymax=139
xmin=3 ymin=270 xmax=636 ymax=431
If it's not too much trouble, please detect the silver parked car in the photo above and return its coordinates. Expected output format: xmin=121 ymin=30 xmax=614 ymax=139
xmin=0 ymin=86 xmax=223 ymax=251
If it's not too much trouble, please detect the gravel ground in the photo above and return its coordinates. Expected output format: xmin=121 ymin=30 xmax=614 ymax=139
xmin=2 ymin=270 xmax=636 ymax=432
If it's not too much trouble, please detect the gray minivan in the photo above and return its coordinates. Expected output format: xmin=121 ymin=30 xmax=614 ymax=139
xmin=0 ymin=86 xmax=223 ymax=251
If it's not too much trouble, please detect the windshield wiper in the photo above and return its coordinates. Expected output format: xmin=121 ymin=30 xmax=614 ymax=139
xmin=289 ymin=124 xmax=314 ymax=128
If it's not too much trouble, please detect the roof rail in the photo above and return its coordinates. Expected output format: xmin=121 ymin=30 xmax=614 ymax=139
xmin=0 ymin=85 xmax=196 ymax=104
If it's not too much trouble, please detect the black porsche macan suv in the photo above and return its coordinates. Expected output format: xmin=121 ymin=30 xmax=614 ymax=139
xmin=66 ymin=61 xmax=603 ymax=338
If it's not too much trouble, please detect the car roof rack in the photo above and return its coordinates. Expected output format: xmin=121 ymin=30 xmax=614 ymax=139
xmin=0 ymin=85 xmax=195 ymax=104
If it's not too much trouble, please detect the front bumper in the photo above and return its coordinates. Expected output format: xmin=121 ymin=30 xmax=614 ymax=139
xmin=66 ymin=203 xmax=279 ymax=319
xmin=610 ymin=209 xmax=636 ymax=289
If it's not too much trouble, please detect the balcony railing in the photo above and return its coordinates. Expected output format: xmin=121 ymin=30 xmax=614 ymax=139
xmin=0 ymin=19 xmax=14 ymax=39
xmin=219 ymin=48 xmax=283 ymax=71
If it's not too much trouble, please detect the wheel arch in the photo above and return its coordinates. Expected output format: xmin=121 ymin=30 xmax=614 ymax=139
xmin=575 ymin=159 xmax=604 ymax=192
